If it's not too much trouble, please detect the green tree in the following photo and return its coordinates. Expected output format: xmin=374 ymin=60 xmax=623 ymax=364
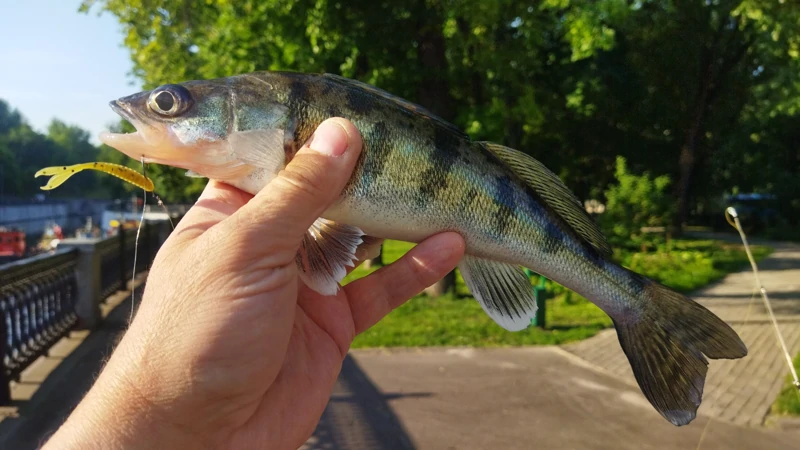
xmin=0 ymin=99 xmax=114 ymax=198
xmin=0 ymin=142 xmax=20 ymax=197
xmin=550 ymin=0 xmax=800 ymax=226
xmin=83 ymin=0 xmax=800 ymax=230
xmin=601 ymin=156 xmax=675 ymax=246
xmin=0 ymin=100 xmax=23 ymax=135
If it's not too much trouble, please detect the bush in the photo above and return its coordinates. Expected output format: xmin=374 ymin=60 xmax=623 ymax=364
xmin=600 ymin=156 xmax=675 ymax=247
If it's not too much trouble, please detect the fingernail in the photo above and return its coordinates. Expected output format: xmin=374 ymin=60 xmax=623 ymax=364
xmin=309 ymin=120 xmax=349 ymax=157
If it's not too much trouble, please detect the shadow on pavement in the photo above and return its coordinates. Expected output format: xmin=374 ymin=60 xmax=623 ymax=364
xmin=0 ymin=296 xmax=133 ymax=450
xmin=1 ymin=292 xmax=420 ymax=450
xmin=305 ymin=355 xmax=423 ymax=450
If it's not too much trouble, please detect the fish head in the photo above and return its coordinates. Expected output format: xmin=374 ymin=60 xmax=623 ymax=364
xmin=100 ymin=76 xmax=291 ymax=181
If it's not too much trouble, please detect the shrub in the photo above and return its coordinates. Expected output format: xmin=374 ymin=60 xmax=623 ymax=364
xmin=600 ymin=156 xmax=675 ymax=247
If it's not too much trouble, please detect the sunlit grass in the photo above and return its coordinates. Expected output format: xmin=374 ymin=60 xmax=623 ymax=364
xmin=771 ymin=354 xmax=800 ymax=416
xmin=343 ymin=238 xmax=772 ymax=348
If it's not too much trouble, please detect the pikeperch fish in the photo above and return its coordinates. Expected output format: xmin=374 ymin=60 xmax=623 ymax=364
xmin=100 ymin=71 xmax=747 ymax=426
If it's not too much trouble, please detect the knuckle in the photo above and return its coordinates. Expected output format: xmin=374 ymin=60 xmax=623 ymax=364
xmin=276 ymin=162 xmax=328 ymax=201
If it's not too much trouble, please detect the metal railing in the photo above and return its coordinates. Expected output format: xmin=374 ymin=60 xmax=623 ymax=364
xmin=0 ymin=249 xmax=79 ymax=402
xmin=98 ymin=235 xmax=125 ymax=300
xmin=0 ymin=219 xmax=174 ymax=403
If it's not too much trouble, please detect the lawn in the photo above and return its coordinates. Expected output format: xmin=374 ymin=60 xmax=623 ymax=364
xmin=343 ymin=238 xmax=772 ymax=348
xmin=771 ymin=354 xmax=800 ymax=417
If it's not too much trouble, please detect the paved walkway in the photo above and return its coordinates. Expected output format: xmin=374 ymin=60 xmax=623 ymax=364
xmin=331 ymin=347 xmax=798 ymax=449
xmin=2 ymin=238 xmax=799 ymax=449
xmin=564 ymin=239 xmax=800 ymax=427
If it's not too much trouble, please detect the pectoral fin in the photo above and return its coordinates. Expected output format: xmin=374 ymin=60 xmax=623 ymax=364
xmin=458 ymin=255 xmax=537 ymax=331
xmin=228 ymin=129 xmax=286 ymax=172
xmin=296 ymin=218 xmax=365 ymax=296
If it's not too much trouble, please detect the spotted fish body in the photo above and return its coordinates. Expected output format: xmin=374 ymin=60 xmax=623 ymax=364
xmin=256 ymin=74 xmax=652 ymax=324
xmin=265 ymin=75 xmax=599 ymax=286
xmin=101 ymin=71 xmax=747 ymax=427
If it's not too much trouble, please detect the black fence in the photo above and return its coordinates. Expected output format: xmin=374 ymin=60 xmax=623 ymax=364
xmin=0 ymin=220 xmax=174 ymax=403
xmin=98 ymin=225 xmax=165 ymax=302
xmin=0 ymin=249 xmax=79 ymax=403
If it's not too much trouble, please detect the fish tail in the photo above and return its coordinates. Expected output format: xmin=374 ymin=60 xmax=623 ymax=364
xmin=613 ymin=275 xmax=747 ymax=426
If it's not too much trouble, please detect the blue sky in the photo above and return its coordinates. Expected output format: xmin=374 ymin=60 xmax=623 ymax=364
xmin=0 ymin=1 xmax=138 ymax=144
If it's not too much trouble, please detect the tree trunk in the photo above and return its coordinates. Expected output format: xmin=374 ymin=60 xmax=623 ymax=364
xmin=677 ymin=55 xmax=715 ymax=230
xmin=676 ymin=23 xmax=753 ymax=230
xmin=363 ymin=245 xmax=383 ymax=269
xmin=416 ymin=23 xmax=453 ymax=121
xmin=425 ymin=269 xmax=457 ymax=297
xmin=417 ymin=18 xmax=457 ymax=297
xmin=677 ymin=136 xmax=698 ymax=229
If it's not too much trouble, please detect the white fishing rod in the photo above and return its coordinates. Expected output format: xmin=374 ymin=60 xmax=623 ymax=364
xmin=725 ymin=206 xmax=799 ymax=389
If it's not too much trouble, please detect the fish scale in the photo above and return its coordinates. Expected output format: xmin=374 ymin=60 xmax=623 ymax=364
xmin=99 ymin=70 xmax=749 ymax=427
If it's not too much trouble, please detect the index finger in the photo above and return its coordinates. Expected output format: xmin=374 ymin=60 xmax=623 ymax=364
xmin=344 ymin=232 xmax=465 ymax=334
xmin=167 ymin=180 xmax=254 ymax=245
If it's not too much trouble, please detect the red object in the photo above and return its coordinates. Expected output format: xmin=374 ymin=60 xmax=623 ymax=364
xmin=0 ymin=229 xmax=26 ymax=257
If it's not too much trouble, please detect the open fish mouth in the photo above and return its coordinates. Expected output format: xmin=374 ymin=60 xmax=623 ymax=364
xmin=100 ymin=100 xmax=187 ymax=168
xmin=100 ymin=98 xmax=250 ymax=179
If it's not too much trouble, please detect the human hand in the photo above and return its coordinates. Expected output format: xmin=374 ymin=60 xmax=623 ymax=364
xmin=45 ymin=118 xmax=465 ymax=449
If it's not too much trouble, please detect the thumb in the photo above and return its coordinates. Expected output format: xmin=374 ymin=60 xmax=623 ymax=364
xmin=223 ymin=117 xmax=363 ymax=254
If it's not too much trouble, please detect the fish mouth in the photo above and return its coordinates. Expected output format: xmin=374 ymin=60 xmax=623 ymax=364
xmin=100 ymin=100 xmax=182 ymax=167
xmin=101 ymin=97 xmax=249 ymax=180
xmin=108 ymin=100 xmax=135 ymax=122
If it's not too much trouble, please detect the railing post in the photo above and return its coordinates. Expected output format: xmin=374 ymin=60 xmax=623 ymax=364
xmin=158 ymin=220 xmax=170 ymax=248
xmin=0 ymin=306 xmax=10 ymax=404
xmin=59 ymin=239 xmax=103 ymax=330
xmin=143 ymin=221 xmax=152 ymax=272
xmin=118 ymin=228 xmax=127 ymax=291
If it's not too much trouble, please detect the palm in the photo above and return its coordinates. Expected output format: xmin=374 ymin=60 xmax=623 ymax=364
xmin=243 ymin=287 xmax=355 ymax=440
xmin=225 ymin=277 xmax=389 ymax=449
xmin=140 ymin=182 xmax=462 ymax=449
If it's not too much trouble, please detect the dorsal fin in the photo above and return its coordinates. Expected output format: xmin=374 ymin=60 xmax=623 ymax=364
xmin=319 ymin=73 xmax=467 ymax=138
xmin=481 ymin=142 xmax=613 ymax=257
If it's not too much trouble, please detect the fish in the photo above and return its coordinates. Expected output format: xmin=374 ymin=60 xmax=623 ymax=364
xmin=100 ymin=71 xmax=747 ymax=426
xmin=35 ymin=162 xmax=154 ymax=191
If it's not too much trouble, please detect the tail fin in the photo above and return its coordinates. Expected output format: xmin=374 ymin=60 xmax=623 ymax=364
xmin=614 ymin=280 xmax=747 ymax=426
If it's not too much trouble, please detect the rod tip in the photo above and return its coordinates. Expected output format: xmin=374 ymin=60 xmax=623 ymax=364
xmin=726 ymin=207 xmax=738 ymax=218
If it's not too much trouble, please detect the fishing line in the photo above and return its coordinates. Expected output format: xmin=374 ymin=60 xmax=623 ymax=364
xmin=153 ymin=193 xmax=175 ymax=230
xmin=129 ymin=157 xmax=148 ymax=324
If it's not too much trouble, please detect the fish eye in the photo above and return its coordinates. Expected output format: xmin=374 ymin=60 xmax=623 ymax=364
xmin=154 ymin=91 xmax=174 ymax=111
xmin=147 ymin=84 xmax=193 ymax=117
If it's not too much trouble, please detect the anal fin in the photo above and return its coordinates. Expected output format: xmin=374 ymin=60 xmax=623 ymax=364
xmin=296 ymin=218 xmax=364 ymax=296
xmin=458 ymin=255 xmax=537 ymax=331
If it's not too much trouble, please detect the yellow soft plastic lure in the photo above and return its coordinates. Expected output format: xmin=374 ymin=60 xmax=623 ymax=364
xmin=35 ymin=162 xmax=154 ymax=192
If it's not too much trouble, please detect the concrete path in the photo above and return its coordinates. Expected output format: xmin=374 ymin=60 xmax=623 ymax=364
xmin=327 ymin=347 xmax=798 ymax=450
xmin=3 ymin=239 xmax=799 ymax=449
xmin=564 ymin=240 xmax=800 ymax=427
xmin=0 ymin=289 xmax=136 ymax=449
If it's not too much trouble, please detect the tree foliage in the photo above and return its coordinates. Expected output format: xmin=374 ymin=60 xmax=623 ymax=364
xmin=601 ymin=156 xmax=675 ymax=245
xmin=0 ymin=99 xmax=111 ymax=199
xmin=81 ymin=0 xmax=800 ymax=227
